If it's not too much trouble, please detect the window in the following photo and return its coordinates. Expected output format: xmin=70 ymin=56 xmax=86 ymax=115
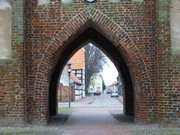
xmin=62 ymin=0 xmax=73 ymax=4
xmin=38 ymin=0 xmax=50 ymax=5
xmin=109 ymin=0 xmax=143 ymax=2
xmin=109 ymin=0 xmax=120 ymax=3
xmin=0 ymin=0 xmax=12 ymax=59
xmin=170 ymin=0 xmax=180 ymax=53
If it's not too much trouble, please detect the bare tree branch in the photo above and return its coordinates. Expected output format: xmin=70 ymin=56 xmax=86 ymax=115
xmin=84 ymin=44 xmax=107 ymax=94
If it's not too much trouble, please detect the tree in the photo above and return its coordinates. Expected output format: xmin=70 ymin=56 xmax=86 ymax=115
xmin=84 ymin=43 xmax=107 ymax=95
xmin=102 ymin=79 xmax=106 ymax=91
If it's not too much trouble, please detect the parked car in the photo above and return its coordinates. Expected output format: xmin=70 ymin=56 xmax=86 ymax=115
xmin=94 ymin=90 xmax=101 ymax=96
xmin=111 ymin=91 xmax=119 ymax=97
xmin=106 ymin=88 xmax=112 ymax=94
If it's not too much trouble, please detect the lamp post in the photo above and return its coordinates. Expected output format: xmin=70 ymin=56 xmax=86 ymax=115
xmin=67 ymin=63 xmax=72 ymax=108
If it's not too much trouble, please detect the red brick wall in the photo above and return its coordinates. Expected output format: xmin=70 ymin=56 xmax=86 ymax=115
xmin=58 ymin=84 xmax=74 ymax=102
xmin=24 ymin=0 xmax=156 ymax=124
xmin=0 ymin=0 xmax=25 ymax=125
xmin=0 ymin=0 xmax=179 ymax=126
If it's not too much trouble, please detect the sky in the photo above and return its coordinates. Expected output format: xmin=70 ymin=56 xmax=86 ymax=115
xmin=86 ymin=43 xmax=119 ymax=86
xmin=101 ymin=57 xmax=118 ymax=86
xmin=87 ymin=43 xmax=119 ymax=86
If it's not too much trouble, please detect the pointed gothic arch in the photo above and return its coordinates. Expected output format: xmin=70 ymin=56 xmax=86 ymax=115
xmin=29 ymin=7 xmax=152 ymax=124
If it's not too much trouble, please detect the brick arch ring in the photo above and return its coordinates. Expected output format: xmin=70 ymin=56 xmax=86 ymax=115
xmin=37 ymin=7 xmax=151 ymax=82
xmin=32 ymin=7 xmax=152 ymax=122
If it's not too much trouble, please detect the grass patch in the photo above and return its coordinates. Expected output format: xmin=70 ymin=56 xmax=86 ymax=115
xmin=0 ymin=132 xmax=32 ymax=135
xmin=132 ymin=129 xmax=180 ymax=135
xmin=58 ymin=107 xmax=72 ymax=113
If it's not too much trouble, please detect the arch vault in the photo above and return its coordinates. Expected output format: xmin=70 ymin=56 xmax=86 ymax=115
xmin=26 ymin=8 xmax=153 ymax=124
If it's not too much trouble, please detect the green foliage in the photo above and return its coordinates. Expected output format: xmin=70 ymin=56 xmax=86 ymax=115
xmin=58 ymin=107 xmax=72 ymax=113
xmin=132 ymin=129 xmax=180 ymax=135
xmin=15 ymin=35 xmax=24 ymax=45
xmin=132 ymin=0 xmax=144 ymax=3
xmin=0 ymin=133 xmax=31 ymax=135
xmin=148 ymin=111 xmax=157 ymax=123
xmin=62 ymin=2 xmax=74 ymax=12
xmin=171 ymin=48 xmax=180 ymax=55
xmin=157 ymin=0 xmax=170 ymax=23
xmin=102 ymin=79 xmax=106 ymax=90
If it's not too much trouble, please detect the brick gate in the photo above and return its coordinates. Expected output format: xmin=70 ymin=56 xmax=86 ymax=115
xmin=0 ymin=0 xmax=179 ymax=126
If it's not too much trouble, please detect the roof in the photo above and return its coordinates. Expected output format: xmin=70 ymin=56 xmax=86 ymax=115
xmin=69 ymin=48 xmax=85 ymax=69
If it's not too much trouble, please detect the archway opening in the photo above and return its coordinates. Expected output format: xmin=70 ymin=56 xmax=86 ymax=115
xmin=49 ymin=28 xmax=134 ymax=122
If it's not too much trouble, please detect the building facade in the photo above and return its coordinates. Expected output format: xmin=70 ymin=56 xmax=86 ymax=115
xmin=69 ymin=48 xmax=86 ymax=100
xmin=58 ymin=65 xmax=80 ymax=102
xmin=60 ymin=48 xmax=85 ymax=101
xmin=88 ymin=73 xmax=103 ymax=95
xmin=0 ymin=0 xmax=179 ymax=127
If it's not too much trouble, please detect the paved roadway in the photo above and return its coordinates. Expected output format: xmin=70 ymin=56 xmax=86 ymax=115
xmin=58 ymin=93 xmax=123 ymax=109
xmin=55 ymin=94 xmax=133 ymax=135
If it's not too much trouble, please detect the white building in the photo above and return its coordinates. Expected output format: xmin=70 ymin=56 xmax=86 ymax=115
xmin=88 ymin=73 xmax=104 ymax=94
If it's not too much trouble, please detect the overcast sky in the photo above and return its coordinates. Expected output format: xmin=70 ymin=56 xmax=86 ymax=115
xmin=101 ymin=57 xmax=118 ymax=86
xmin=87 ymin=43 xmax=119 ymax=86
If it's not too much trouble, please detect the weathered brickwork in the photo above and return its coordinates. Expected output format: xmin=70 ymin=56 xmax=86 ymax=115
xmin=0 ymin=0 xmax=25 ymax=125
xmin=156 ymin=0 xmax=180 ymax=127
xmin=0 ymin=0 xmax=179 ymax=126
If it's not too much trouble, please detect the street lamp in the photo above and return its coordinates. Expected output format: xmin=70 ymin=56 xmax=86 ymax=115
xmin=67 ymin=63 xmax=72 ymax=108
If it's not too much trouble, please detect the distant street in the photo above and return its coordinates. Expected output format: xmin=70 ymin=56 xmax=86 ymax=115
xmin=58 ymin=93 xmax=123 ymax=109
